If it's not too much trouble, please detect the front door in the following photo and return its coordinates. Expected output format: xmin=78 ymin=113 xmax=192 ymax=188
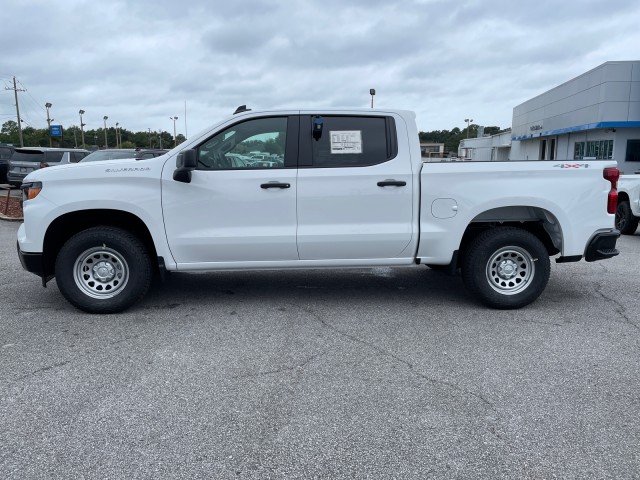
xmin=162 ymin=115 xmax=299 ymax=266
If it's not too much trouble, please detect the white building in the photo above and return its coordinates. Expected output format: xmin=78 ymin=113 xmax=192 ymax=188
xmin=461 ymin=61 xmax=640 ymax=173
xmin=420 ymin=142 xmax=445 ymax=158
xmin=459 ymin=131 xmax=511 ymax=161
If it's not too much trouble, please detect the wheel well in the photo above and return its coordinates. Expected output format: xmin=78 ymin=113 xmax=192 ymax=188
xmin=457 ymin=206 xmax=562 ymax=268
xmin=42 ymin=210 xmax=158 ymax=279
xmin=618 ymin=191 xmax=629 ymax=203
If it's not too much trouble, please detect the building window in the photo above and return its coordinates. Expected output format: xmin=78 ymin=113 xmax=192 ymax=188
xmin=573 ymin=140 xmax=613 ymax=160
xmin=626 ymin=140 xmax=640 ymax=162
xmin=586 ymin=140 xmax=613 ymax=159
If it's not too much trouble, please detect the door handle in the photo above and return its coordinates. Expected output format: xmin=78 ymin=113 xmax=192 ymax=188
xmin=377 ymin=180 xmax=406 ymax=187
xmin=261 ymin=182 xmax=291 ymax=189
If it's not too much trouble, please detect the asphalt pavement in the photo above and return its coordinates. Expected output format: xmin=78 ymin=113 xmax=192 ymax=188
xmin=1 ymin=220 xmax=639 ymax=479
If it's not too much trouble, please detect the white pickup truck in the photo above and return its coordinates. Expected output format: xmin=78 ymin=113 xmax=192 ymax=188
xmin=616 ymin=174 xmax=640 ymax=235
xmin=17 ymin=108 xmax=620 ymax=313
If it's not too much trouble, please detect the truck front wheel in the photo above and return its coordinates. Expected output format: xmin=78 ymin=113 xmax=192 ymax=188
xmin=55 ymin=227 xmax=153 ymax=313
xmin=615 ymin=200 xmax=639 ymax=235
xmin=462 ymin=227 xmax=550 ymax=309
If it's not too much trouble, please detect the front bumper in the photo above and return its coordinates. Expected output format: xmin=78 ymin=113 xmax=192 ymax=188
xmin=584 ymin=229 xmax=620 ymax=262
xmin=17 ymin=241 xmax=49 ymax=286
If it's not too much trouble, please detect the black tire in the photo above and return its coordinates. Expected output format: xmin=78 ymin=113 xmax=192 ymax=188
xmin=462 ymin=227 xmax=550 ymax=309
xmin=55 ymin=227 xmax=152 ymax=313
xmin=615 ymin=200 xmax=639 ymax=235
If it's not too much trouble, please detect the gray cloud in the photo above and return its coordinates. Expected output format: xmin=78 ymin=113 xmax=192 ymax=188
xmin=1 ymin=0 xmax=639 ymax=136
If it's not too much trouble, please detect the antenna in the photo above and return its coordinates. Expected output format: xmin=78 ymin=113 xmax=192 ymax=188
xmin=233 ymin=105 xmax=251 ymax=115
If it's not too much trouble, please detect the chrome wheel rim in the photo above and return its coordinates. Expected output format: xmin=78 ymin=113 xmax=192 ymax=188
xmin=73 ymin=247 xmax=129 ymax=299
xmin=486 ymin=246 xmax=534 ymax=295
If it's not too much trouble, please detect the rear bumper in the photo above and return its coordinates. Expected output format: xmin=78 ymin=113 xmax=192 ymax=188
xmin=584 ymin=229 xmax=620 ymax=262
xmin=7 ymin=171 xmax=27 ymax=185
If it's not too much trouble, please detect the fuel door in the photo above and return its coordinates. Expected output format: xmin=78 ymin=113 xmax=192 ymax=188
xmin=431 ymin=198 xmax=458 ymax=219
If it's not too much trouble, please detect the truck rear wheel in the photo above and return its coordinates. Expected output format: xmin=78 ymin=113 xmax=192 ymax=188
xmin=462 ymin=227 xmax=550 ymax=309
xmin=615 ymin=200 xmax=639 ymax=235
xmin=55 ymin=227 xmax=152 ymax=313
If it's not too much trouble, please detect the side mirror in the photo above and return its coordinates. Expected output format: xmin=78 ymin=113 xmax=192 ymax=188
xmin=173 ymin=149 xmax=197 ymax=183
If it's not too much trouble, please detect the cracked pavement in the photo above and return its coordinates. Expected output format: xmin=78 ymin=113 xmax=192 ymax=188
xmin=1 ymin=221 xmax=639 ymax=479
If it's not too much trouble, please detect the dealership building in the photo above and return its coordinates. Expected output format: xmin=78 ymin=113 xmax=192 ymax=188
xmin=460 ymin=61 xmax=640 ymax=173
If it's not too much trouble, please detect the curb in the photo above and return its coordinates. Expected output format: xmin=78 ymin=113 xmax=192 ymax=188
xmin=0 ymin=213 xmax=23 ymax=222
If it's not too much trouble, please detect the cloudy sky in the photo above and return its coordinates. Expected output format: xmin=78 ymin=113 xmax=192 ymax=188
xmin=1 ymin=0 xmax=639 ymax=138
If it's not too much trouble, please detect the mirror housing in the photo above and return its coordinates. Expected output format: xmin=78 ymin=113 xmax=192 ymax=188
xmin=173 ymin=149 xmax=197 ymax=183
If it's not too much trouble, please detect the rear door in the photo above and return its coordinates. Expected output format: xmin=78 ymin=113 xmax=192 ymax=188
xmin=296 ymin=113 xmax=415 ymax=260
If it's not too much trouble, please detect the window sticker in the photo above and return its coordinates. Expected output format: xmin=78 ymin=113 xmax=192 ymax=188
xmin=330 ymin=130 xmax=362 ymax=154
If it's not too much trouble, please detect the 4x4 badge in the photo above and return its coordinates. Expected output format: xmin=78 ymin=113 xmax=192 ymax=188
xmin=553 ymin=163 xmax=590 ymax=169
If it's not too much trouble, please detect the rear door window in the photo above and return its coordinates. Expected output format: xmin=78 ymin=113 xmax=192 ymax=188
xmin=45 ymin=152 xmax=65 ymax=162
xmin=301 ymin=116 xmax=397 ymax=168
xmin=71 ymin=152 xmax=88 ymax=163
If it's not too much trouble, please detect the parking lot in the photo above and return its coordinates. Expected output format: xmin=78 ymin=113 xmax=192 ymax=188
xmin=1 ymin=219 xmax=639 ymax=479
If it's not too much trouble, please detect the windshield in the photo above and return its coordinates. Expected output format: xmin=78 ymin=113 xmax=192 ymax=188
xmin=81 ymin=151 xmax=137 ymax=162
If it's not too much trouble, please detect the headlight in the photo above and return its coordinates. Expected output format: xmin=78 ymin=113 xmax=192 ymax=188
xmin=21 ymin=182 xmax=43 ymax=202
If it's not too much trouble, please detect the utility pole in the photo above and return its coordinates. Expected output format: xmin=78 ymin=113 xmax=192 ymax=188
xmin=148 ymin=128 xmax=152 ymax=148
xmin=45 ymin=102 xmax=53 ymax=147
xmin=4 ymin=76 xmax=25 ymax=147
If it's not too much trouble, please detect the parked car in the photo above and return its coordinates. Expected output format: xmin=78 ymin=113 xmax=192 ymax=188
xmin=7 ymin=147 xmax=89 ymax=186
xmin=135 ymin=149 xmax=168 ymax=159
xmin=80 ymin=148 xmax=168 ymax=162
xmin=0 ymin=145 xmax=15 ymax=184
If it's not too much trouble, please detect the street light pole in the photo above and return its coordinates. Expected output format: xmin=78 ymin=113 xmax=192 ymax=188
xmin=103 ymin=116 xmax=108 ymax=148
xmin=148 ymin=128 xmax=152 ymax=148
xmin=370 ymin=89 xmax=376 ymax=108
xmin=170 ymin=116 xmax=178 ymax=147
xmin=45 ymin=102 xmax=53 ymax=147
xmin=115 ymin=122 xmax=120 ymax=148
xmin=465 ymin=118 xmax=473 ymax=139
xmin=79 ymin=110 xmax=86 ymax=148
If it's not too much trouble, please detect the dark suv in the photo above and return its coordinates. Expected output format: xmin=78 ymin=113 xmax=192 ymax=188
xmin=0 ymin=145 xmax=15 ymax=184
xmin=7 ymin=147 xmax=89 ymax=186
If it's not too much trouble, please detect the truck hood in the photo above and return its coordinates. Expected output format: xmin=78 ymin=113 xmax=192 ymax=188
xmin=23 ymin=157 xmax=165 ymax=184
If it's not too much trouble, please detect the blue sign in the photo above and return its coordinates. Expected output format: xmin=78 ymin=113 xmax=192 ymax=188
xmin=50 ymin=125 xmax=63 ymax=137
